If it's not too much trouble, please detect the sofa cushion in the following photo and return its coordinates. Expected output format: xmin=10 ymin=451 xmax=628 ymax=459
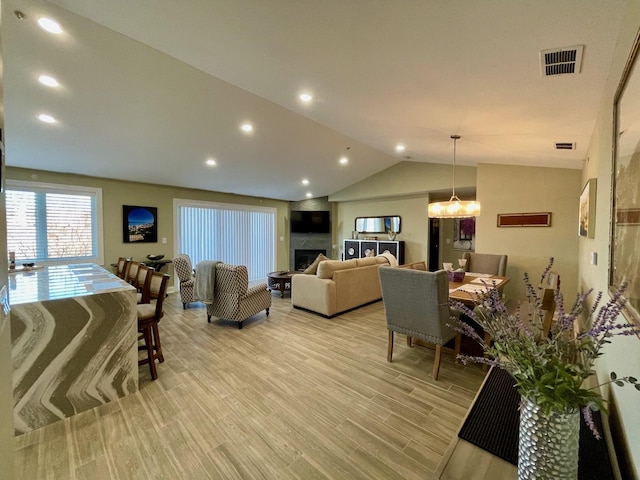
xmin=317 ymin=259 xmax=358 ymax=279
xmin=303 ymin=253 xmax=330 ymax=274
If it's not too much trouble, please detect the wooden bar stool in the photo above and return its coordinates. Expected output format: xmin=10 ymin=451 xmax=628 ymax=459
xmin=134 ymin=264 xmax=153 ymax=304
xmin=137 ymin=271 xmax=169 ymax=380
xmin=115 ymin=257 xmax=130 ymax=278
xmin=125 ymin=260 xmax=141 ymax=285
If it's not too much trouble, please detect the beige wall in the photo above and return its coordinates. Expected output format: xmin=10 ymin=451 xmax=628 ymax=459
xmin=6 ymin=167 xmax=291 ymax=284
xmin=580 ymin=1 xmax=640 ymax=475
xmin=336 ymin=195 xmax=430 ymax=264
xmin=330 ymin=160 xmax=477 ymax=202
xmin=331 ymin=160 xmax=478 ymax=266
xmin=475 ymin=164 xmax=581 ymax=301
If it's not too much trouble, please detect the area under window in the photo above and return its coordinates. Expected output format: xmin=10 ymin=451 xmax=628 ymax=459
xmin=174 ymin=199 xmax=276 ymax=281
xmin=6 ymin=180 xmax=104 ymax=265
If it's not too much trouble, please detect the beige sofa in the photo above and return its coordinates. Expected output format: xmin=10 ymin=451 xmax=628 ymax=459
xmin=291 ymin=255 xmax=392 ymax=317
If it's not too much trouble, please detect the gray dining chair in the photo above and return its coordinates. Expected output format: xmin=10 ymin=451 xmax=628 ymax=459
xmin=462 ymin=252 xmax=508 ymax=276
xmin=379 ymin=267 xmax=461 ymax=380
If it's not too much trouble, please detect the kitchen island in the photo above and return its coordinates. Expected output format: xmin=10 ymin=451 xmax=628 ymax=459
xmin=10 ymin=264 xmax=138 ymax=434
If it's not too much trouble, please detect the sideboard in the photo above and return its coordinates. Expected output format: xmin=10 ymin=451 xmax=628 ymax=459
xmin=344 ymin=239 xmax=405 ymax=264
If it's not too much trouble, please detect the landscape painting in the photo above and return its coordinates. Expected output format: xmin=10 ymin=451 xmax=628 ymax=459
xmin=123 ymin=205 xmax=157 ymax=243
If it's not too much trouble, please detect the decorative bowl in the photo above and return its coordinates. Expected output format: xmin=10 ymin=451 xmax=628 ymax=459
xmin=146 ymin=254 xmax=164 ymax=261
xmin=448 ymin=270 xmax=465 ymax=282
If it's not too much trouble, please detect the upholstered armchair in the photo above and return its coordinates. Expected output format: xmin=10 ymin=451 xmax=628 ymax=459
xmin=172 ymin=254 xmax=195 ymax=309
xmin=379 ymin=267 xmax=461 ymax=380
xmin=462 ymin=252 xmax=508 ymax=276
xmin=205 ymin=264 xmax=271 ymax=329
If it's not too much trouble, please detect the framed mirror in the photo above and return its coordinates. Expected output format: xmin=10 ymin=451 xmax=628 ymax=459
xmin=610 ymin=28 xmax=640 ymax=328
xmin=355 ymin=216 xmax=401 ymax=234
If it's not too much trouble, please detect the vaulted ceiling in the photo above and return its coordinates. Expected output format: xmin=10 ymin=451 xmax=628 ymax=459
xmin=3 ymin=0 xmax=627 ymax=200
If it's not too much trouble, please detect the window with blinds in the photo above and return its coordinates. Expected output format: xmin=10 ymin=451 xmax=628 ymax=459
xmin=6 ymin=181 xmax=103 ymax=264
xmin=175 ymin=199 xmax=276 ymax=281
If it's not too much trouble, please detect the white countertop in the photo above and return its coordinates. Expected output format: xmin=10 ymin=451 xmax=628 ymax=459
xmin=9 ymin=263 xmax=135 ymax=305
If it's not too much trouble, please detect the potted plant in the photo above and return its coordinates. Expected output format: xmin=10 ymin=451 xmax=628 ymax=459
xmin=451 ymin=259 xmax=639 ymax=479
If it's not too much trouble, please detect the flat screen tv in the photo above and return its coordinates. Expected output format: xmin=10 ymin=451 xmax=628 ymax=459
xmin=291 ymin=210 xmax=331 ymax=234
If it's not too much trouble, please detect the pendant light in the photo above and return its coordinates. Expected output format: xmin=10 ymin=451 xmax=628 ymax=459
xmin=427 ymin=135 xmax=481 ymax=218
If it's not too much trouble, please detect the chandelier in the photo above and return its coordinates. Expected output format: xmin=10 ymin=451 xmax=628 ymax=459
xmin=427 ymin=135 xmax=481 ymax=218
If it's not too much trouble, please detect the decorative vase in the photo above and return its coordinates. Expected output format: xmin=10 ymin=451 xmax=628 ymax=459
xmin=518 ymin=397 xmax=580 ymax=480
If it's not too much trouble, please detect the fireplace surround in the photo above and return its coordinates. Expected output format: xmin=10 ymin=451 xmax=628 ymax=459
xmin=294 ymin=249 xmax=327 ymax=271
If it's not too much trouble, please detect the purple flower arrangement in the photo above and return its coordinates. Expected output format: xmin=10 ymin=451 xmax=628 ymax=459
xmin=450 ymin=258 xmax=640 ymax=437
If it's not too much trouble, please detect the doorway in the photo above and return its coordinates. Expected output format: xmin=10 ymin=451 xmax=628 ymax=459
xmin=428 ymin=218 xmax=440 ymax=272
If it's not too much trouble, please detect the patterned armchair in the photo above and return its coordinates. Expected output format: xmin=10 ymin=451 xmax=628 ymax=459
xmin=172 ymin=254 xmax=195 ymax=309
xmin=206 ymin=264 xmax=271 ymax=329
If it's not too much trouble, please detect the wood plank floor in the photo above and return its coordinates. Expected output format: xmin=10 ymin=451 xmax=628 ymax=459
xmin=14 ymin=291 xmax=487 ymax=480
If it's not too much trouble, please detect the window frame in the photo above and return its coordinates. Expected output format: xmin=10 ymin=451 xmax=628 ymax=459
xmin=173 ymin=198 xmax=277 ymax=280
xmin=6 ymin=180 xmax=104 ymax=266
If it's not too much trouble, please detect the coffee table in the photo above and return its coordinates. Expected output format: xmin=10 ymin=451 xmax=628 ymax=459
xmin=267 ymin=271 xmax=296 ymax=298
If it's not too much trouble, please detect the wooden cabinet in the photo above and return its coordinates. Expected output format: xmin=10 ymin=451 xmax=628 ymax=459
xmin=344 ymin=239 xmax=405 ymax=264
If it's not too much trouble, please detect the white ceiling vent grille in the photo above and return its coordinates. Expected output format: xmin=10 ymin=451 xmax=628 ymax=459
xmin=555 ymin=142 xmax=576 ymax=150
xmin=540 ymin=45 xmax=584 ymax=76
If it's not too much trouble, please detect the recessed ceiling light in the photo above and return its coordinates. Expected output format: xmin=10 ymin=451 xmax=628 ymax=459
xmin=205 ymin=158 xmax=217 ymax=166
xmin=299 ymin=93 xmax=313 ymax=103
xmin=306 ymin=192 xmax=313 ymax=198
xmin=37 ymin=113 xmax=57 ymax=124
xmin=38 ymin=75 xmax=59 ymax=87
xmin=302 ymin=178 xmax=309 ymax=185
xmin=339 ymin=156 xmax=349 ymax=165
xmin=395 ymin=144 xmax=406 ymax=153
xmin=240 ymin=122 xmax=253 ymax=133
xmin=38 ymin=17 xmax=63 ymax=34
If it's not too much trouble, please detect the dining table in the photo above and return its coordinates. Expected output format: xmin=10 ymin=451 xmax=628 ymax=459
xmin=448 ymin=271 xmax=510 ymax=304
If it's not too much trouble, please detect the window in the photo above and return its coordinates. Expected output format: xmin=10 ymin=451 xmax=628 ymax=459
xmin=6 ymin=180 xmax=103 ymax=265
xmin=175 ymin=199 xmax=276 ymax=281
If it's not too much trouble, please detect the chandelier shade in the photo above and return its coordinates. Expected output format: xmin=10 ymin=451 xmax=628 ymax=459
xmin=427 ymin=198 xmax=481 ymax=218
xmin=427 ymin=135 xmax=481 ymax=219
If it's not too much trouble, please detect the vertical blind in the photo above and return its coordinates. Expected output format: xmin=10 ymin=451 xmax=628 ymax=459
xmin=6 ymin=181 xmax=102 ymax=264
xmin=176 ymin=200 xmax=276 ymax=281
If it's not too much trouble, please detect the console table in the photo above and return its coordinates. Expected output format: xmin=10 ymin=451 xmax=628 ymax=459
xmin=436 ymin=367 xmax=619 ymax=479
xmin=344 ymin=239 xmax=405 ymax=264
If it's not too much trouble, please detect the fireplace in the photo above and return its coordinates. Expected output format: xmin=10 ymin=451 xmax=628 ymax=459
xmin=294 ymin=249 xmax=327 ymax=271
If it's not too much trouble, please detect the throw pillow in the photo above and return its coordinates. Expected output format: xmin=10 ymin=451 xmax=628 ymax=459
xmin=303 ymin=253 xmax=329 ymax=274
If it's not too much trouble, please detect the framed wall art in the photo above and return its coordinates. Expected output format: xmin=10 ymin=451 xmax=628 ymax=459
xmin=497 ymin=212 xmax=551 ymax=227
xmin=123 ymin=205 xmax=157 ymax=243
xmin=453 ymin=217 xmax=475 ymax=251
xmin=610 ymin=26 xmax=640 ymax=329
xmin=578 ymin=178 xmax=596 ymax=238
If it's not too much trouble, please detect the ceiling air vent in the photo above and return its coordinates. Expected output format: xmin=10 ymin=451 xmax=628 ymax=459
xmin=540 ymin=45 xmax=584 ymax=76
xmin=555 ymin=142 xmax=576 ymax=150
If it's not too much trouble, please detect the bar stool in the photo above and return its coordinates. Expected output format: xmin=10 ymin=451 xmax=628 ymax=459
xmin=137 ymin=271 xmax=169 ymax=380
xmin=115 ymin=257 xmax=130 ymax=278
xmin=125 ymin=260 xmax=141 ymax=285
xmin=134 ymin=264 xmax=153 ymax=303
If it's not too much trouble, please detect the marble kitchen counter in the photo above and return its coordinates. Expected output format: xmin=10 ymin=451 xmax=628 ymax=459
xmin=9 ymin=263 xmax=133 ymax=305
xmin=10 ymin=263 xmax=138 ymax=434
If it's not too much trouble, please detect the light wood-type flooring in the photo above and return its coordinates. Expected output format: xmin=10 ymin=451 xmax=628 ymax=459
xmin=14 ymin=291 xmax=487 ymax=480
